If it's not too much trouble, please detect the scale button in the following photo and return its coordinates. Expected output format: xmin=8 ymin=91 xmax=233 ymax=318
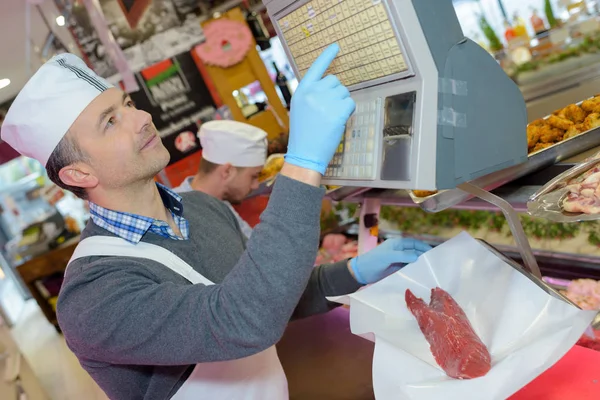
xmin=367 ymin=140 xmax=374 ymax=151
xmin=366 ymin=153 xmax=374 ymax=164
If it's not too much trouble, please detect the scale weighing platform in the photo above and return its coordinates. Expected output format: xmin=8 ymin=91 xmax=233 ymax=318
xmin=263 ymin=0 xmax=529 ymax=191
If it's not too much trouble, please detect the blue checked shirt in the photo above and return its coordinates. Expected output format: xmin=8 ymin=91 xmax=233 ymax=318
xmin=89 ymin=183 xmax=190 ymax=244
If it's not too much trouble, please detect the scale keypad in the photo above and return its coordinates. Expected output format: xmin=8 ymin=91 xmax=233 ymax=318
xmin=325 ymin=98 xmax=379 ymax=180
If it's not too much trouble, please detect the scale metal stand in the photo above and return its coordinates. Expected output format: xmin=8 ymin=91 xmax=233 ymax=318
xmin=356 ymin=183 xmax=542 ymax=279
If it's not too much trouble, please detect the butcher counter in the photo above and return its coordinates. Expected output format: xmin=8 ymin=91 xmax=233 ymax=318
xmin=278 ymin=307 xmax=600 ymax=400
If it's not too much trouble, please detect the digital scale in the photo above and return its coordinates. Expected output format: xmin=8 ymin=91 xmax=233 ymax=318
xmin=262 ymin=0 xmax=528 ymax=190
xmin=262 ymin=0 xmax=541 ymax=278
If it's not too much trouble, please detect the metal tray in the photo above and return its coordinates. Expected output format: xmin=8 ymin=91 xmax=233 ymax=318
xmin=527 ymin=156 xmax=600 ymax=222
xmin=477 ymin=239 xmax=571 ymax=304
xmin=414 ymin=125 xmax=600 ymax=213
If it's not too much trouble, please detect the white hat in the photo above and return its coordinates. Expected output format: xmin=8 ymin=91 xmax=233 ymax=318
xmin=199 ymin=120 xmax=268 ymax=167
xmin=1 ymin=53 xmax=113 ymax=166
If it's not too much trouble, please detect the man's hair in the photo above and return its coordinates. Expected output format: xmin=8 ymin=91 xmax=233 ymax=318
xmin=45 ymin=133 xmax=89 ymax=200
xmin=199 ymin=158 xmax=219 ymax=174
xmin=199 ymin=158 xmax=248 ymax=175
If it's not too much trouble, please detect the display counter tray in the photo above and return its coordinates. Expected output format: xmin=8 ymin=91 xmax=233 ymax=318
xmin=402 ymin=126 xmax=600 ymax=213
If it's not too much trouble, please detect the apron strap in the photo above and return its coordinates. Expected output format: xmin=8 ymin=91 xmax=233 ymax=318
xmin=68 ymin=236 xmax=214 ymax=286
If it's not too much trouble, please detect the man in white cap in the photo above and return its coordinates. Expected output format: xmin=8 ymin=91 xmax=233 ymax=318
xmin=173 ymin=120 xmax=268 ymax=239
xmin=1 ymin=46 xmax=431 ymax=400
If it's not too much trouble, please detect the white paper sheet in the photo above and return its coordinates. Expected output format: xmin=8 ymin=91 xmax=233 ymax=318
xmin=328 ymin=232 xmax=597 ymax=400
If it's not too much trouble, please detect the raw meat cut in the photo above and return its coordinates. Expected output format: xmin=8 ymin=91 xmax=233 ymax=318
xmin=560 ymin=278 xmax=600 ymax=310
xmin=562 ymin=167 xmax=600 ymax=214
xmin=405 ymin=288 xmax=491 ymax=379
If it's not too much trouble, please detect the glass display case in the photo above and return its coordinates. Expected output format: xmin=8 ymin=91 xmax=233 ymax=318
xmin=0 ymin=156 xmax=88 ymax=326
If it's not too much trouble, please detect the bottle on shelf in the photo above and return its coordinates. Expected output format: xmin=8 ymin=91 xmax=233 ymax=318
xmin=530 ymin=8 xmax=547 ymax=35
xmin=478 ymin=14 xmax=503 ymax=52
xmin=247 ymin=11 xmax=271 ymax=51
xmin=504 ymin=20 xmax=517 ymax=44
xmin=512 ymin=11 xmax=530 ymax=41
xmin=272 ymin=61 xmax=292 ymax=109
xmin=544 ymin=0 xmax=559 ymax=29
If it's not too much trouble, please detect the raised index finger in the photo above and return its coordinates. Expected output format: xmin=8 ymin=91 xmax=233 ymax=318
xmin=302 ymin=43 xmax=339 ymax=84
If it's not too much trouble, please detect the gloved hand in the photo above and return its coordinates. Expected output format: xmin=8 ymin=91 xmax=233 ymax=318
xmin=285 ymin=43 xmax=356 ymax=174
xmin=349 ymin=238 xmax=432 ymax=285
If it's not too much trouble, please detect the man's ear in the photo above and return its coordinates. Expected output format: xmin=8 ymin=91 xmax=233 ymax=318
xmin=58 ymin=164 xmax=99 ymax=190
xmin=220 ymin=163 xmax=235 ymax=180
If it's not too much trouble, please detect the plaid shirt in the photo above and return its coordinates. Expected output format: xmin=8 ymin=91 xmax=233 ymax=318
xmin=89 ymin=183 xmax=190 ymax=244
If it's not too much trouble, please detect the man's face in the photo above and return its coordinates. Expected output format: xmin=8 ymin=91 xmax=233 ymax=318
xmin=223 ymin=165 xmax=263 ymax=205
xmin=69 ymin=88 xmax=170 ymax=191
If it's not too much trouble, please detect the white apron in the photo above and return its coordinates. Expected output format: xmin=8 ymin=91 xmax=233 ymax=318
xmin=68 ymin=236 xmax=288 ymax=400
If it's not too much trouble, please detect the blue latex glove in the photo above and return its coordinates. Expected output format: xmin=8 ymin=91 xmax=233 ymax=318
xmin=285 ymin=43 xmax=356 ymax=174
xmin=350 ymin=238 xmax=432 ymax=284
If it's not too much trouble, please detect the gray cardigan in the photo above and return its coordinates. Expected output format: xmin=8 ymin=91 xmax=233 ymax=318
xmin=56 ymin=176 xmax=362 ymax=399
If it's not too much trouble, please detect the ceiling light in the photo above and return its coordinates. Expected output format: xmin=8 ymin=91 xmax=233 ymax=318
xmin=0 ymin=79 xmax=10 ymax=90
xmin=56 ymin=15 xmax=65 ymax=26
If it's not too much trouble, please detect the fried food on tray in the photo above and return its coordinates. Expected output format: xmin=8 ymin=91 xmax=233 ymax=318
xmin=558 ymin=104 xmax=587 ymax=123
xmin=547 ymin=115 xmax=574 ymax=130
xmin=412 ymin=190 xmax=438 ymax=198
xmin=258 ymin=155 xmax=284 ymax=182
xmin=527 ymin=127 xmax=540 ymax=150
xmin=526 ymin=97 xmax=600 ymax=155
xmin=584 ymin=113 xmax=600 ymax=131
xmin=564 ymin=123 xmax=585 ymax=140
xmin=529 ymin=118 xmax=546 ymax=127
xmin=533 ymin=142 xmax=554 ymax=152
xmin=581 ymin=99 xmax=600 ymax=113
xmin=539 ymin=125 xmax=564 ymax=143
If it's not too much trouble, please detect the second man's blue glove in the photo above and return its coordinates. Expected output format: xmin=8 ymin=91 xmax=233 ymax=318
xmin=349 ymin=238 xmax=432 ymax=285
xmin=285 ymin=43 xmax=356 ymax=175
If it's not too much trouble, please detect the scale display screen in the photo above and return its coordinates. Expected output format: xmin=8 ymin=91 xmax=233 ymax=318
xmin=277 ymin=0 xmax=410 ymax=87
xmin=383 ymin=91 xmax=416 ymax=138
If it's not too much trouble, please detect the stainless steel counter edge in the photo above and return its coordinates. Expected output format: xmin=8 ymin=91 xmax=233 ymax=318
xmin=245 ymin=143 xmax=600 ymax=213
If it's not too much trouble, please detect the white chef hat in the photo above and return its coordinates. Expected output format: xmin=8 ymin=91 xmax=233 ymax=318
xmin=1 ymin=53 xmax=113 ymax=166
xmin=199 ymin=120 xmax=268 ymax=167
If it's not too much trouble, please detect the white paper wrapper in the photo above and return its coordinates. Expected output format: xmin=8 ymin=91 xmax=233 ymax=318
xmin=328 ymin=232 xmax=597 ymax=400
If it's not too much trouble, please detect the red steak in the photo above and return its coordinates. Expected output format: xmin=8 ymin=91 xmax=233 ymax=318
xmin=405 ymin=288 xmax=491 ymax=379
